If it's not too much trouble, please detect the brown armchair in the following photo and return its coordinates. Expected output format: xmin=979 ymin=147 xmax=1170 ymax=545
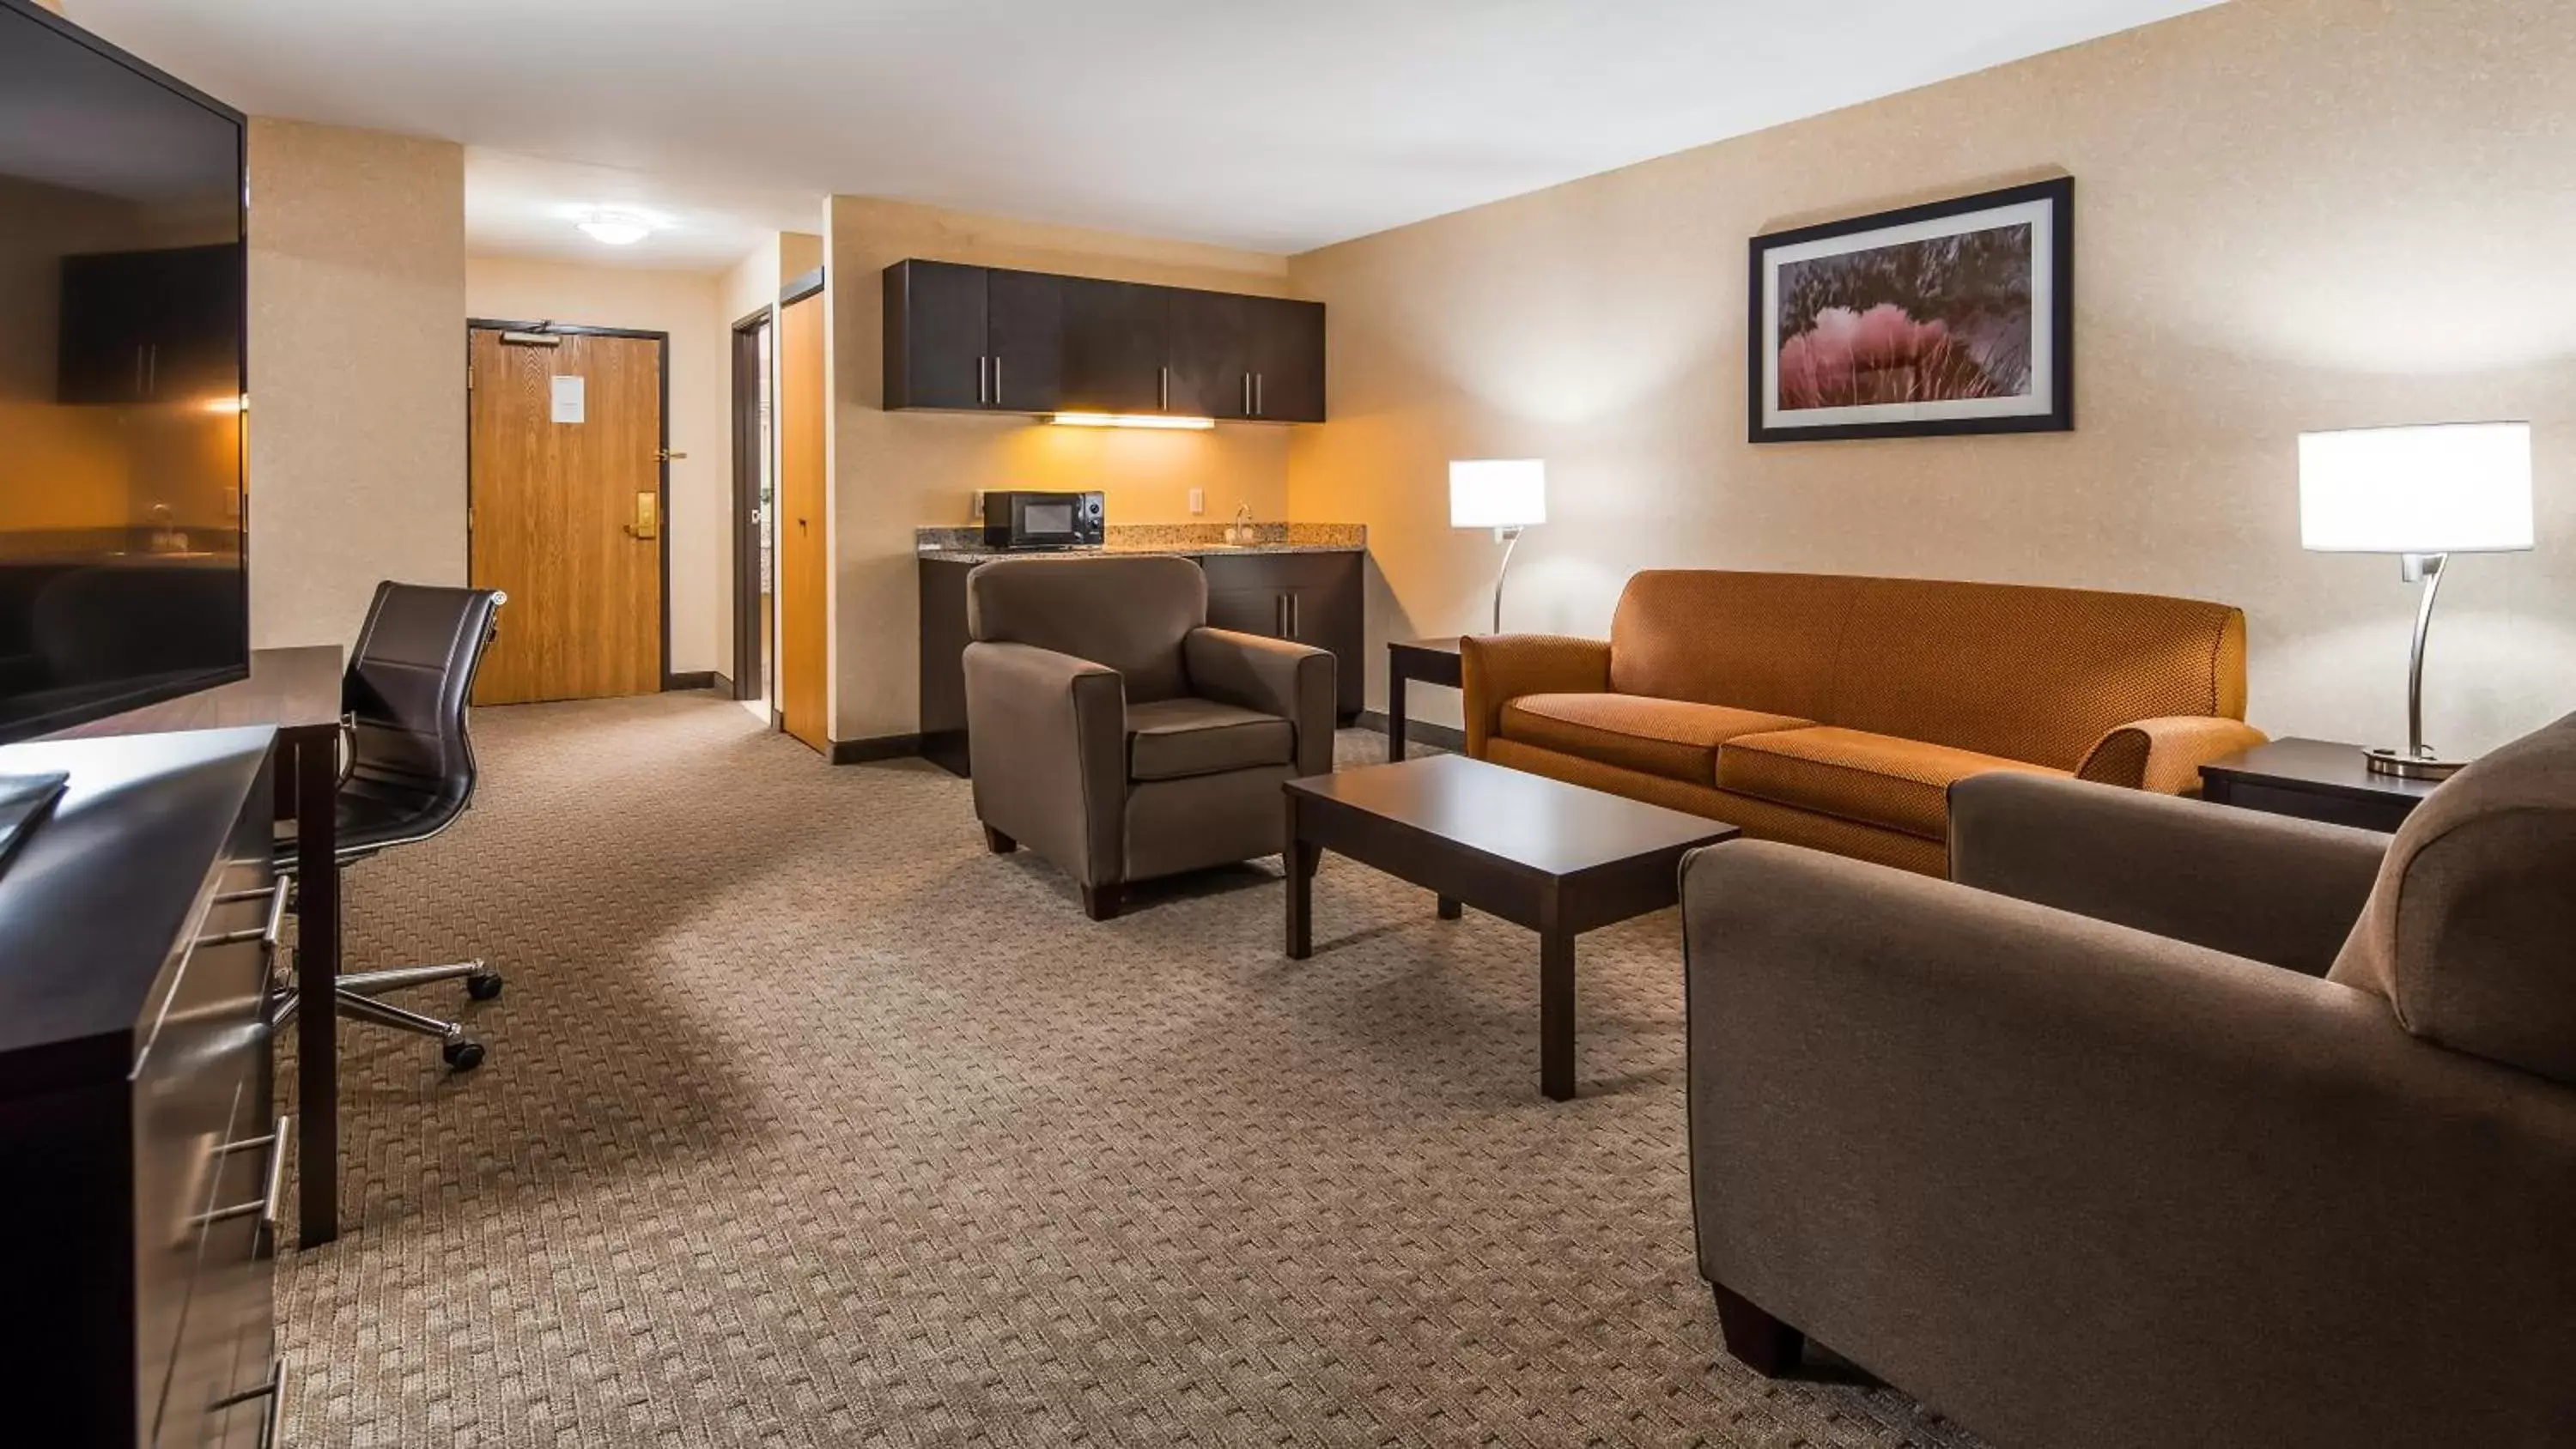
xmin=1679 ymin=712 xmax=2576 ymax=1448
xmin=963 ymin=555 xmax=1334 ymax=919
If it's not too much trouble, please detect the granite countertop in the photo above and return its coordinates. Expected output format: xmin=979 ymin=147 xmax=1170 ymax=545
xmin=917 ymin=522 xmax=1364 ymax=563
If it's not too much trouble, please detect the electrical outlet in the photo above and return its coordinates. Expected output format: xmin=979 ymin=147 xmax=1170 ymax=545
xmin=969 ymin=491 xmax=985 ymax=522
xmin=1188 ymin=488 xmax=1204 ymax=515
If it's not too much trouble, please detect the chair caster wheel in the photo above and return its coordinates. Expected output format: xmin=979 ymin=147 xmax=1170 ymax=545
xmin=443 ymin=1038 xmax=485 ymax=1071
xmin=465 ymin=971 xmax=503 ymax=1001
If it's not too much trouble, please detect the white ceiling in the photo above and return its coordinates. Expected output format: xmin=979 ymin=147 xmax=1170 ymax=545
xmin=65 ymin=0 xmax=2223 ymax=257
xmin=461 ymin=149 xmax=822 ymax=270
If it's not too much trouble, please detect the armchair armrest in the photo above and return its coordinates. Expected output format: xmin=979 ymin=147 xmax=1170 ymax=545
xmin=2075 ymin=714 xmax=2269 ymax=794
xmin=1681 ymin=840 xmax=2576 ymax=1449
xmin=1949 ymin=771 xmax=2385 ymax=977
xmin=1183 ymin=627 xmax=1335 ymax=777
xmin=963 ymin=640 xmax=1127 ymax=886
xmin=1459 ymin=634 xmax=1612 ymax=757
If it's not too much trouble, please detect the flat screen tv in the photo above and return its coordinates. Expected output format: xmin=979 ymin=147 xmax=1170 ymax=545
xmin=0 ymin=0 xmax=247 ymax=744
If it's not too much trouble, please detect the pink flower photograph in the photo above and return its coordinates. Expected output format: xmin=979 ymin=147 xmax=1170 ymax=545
xmin=1751 ymin=179 xmax=2071 ymax=442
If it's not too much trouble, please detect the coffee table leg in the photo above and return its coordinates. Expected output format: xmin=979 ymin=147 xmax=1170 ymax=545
xmin=1285 ymin=796 xmax=1318 ymax=960
xmin=1437 ymin=895 xmax=1461 ymax=919
xmin=1539 ymin=892 xmax=1575 ymax=1100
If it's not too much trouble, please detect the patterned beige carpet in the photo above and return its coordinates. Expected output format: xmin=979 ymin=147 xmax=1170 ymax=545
xmin=278 ymin=692 xmax=1984 ymax=1448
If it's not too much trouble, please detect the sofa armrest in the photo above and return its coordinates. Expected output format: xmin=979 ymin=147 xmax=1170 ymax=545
xmin=963 ymin=640 xmax=1127 ymax=885
xmin=1184 ymin=627 xmax=1335 ymax=777
xmin=1458 ymin=634 xmax=1612 ymax=757
xmin=2075 ymin=714 xmax=2269 ymax=794
xmin=1949 ymin=770 xmax=2385 ymax=977
xmin=1680 ymin=840 xmax=2576 ymax=1449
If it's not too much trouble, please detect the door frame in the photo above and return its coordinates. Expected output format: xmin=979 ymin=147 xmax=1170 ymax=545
xmin=464 ymin=318 xmax=678 ymax=691
xmin=728 ymin=306 xmax=771 ymax=704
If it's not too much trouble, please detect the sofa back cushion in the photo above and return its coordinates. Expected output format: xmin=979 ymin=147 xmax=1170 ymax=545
xmin=2328 ymin=712 xmax=2576 ymax=1086
xmin=1609 ymin=571 xmax=1855 ymax=721
xmin=1607 ymin=570 xmax=2245 ymax=769
xmin=968 ymin=555 xmax=1204 ymax=702
xmin=1828 ymin=577 xmax=2245 ymax=768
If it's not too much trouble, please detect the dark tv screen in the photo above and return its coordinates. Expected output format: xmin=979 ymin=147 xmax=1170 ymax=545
xmin=0 ymin=0 xmax=247 ymax=743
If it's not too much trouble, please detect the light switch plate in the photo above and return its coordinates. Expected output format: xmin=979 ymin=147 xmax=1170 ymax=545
xmin=1188 ymin=488 xmax=1204 ymax=515
xmin=969 ymin=491 xmax=985 ymax=522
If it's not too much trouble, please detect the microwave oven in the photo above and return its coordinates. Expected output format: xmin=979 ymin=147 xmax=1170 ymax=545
xmin=982 ymin=490 xmax=1105 ymax=549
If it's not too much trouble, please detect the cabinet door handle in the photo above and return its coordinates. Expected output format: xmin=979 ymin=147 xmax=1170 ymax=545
xmin=991 ymin=355 xmax=1001 ymax=407
xmin=1290 ymin=593 xmax=1298 ymax=637
xmin=1255 ymin=373 xmax=1263 ymax=417
xmin=1159 ymin=365 xmax=1169 ymax=412
xmin=1242 ymin=373 xmax=1252 ymax=416
xmin=148 ymin=343 xmax=158 ymax=397
xmin=976 ymin=355 xmax=987 ymax=405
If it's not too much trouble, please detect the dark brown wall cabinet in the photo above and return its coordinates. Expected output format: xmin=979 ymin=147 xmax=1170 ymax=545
xmin=919 ymin=549 xmax=1363 ymax=776
xmin=884 ymin=259 xmax=1324 ymax=421
xmin=57 ymin=244 xmax=245 ymax=406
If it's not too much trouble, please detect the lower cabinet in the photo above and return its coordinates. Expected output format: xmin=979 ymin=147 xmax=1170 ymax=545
xmin=1197 ymin=551 xmax=1364 ymax=719
xmin=918 ymin=549 xmax=1365 ymax=778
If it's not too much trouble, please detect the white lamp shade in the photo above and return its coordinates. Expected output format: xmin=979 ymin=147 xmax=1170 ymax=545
xmin=2298 ymin=421 xmax=2534 ymax=554
xmin=1449 ymin=459 xmax=1546 ymax=530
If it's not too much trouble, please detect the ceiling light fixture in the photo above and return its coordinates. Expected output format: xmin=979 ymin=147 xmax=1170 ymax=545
xmin=576 ymin=210 xmax=654 ymax=246
xmin=1048 ymin=413 xmax=1216 ymax=431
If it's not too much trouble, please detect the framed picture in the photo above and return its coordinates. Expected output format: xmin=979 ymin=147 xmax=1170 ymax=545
xmin=1748 ymin=176 xmax=2072 ymax=443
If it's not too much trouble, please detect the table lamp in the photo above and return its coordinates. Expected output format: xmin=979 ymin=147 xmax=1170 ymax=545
xmin=2298 ymin=421 xmax=2534 ymax=779
xmin=1450 ymin=459 xmax=1546 ymax=634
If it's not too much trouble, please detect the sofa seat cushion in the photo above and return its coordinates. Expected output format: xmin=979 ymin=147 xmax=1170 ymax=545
xmin=1718 ymin=726 xmax=2066 ymax=840
xmin=1501 ymin=693 xmax=1812 ymax=784
xmin=1127 ymin=696 xmax=1295 ymax=781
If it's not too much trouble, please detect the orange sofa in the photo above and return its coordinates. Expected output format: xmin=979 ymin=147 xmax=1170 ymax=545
xmin=1461 ymin=570 xmax=2264 ymax=876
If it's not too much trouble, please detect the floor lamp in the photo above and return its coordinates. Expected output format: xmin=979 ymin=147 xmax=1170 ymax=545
xmin=2298 ymin=421 xmax=2534 ymax=779
xmin=1450 ymin=459 xmax=1546 ymax=634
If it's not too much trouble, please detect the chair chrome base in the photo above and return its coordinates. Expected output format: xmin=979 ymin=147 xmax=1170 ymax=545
xmin=2365 ymin=746 xmax=2466 ymax=781
xmin=269 ymin=957 xmax=501 ymax=1071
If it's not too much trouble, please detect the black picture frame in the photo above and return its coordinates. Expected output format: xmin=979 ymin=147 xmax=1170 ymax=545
xmin=1747 ymin=175 xmax=2074 ymax=444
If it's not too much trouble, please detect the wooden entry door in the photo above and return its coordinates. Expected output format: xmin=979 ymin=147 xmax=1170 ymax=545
xmin=469 ymin=327 xmax=665 ymax=705
xmin=777 ymin=294 xmax=829 ymax=752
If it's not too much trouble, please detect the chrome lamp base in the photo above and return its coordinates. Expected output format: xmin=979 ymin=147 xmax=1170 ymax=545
xmin=2365 ymin=746 xmax=2466 ymax=781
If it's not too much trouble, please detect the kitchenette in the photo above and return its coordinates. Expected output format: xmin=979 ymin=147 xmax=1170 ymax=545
xmin=884 ymin=256 xmax=1365 ymax=778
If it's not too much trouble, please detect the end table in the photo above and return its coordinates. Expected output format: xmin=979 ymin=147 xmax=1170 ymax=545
xmin=2199 ymin=737 xmax=2442 ymax=834
xmin=1385 ymin=637 xmax=1464 ymax=761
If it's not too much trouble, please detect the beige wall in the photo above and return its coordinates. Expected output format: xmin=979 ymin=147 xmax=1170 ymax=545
xmin=248 ymin=118 xmax=467 ymax=649
xmin=1287 ymin=0 xmax=2576 ymax=755
xmin=824 ymin=196 xmax=1298 ymax=741
xmin=464 ymin=256 xmax=734 ymax=676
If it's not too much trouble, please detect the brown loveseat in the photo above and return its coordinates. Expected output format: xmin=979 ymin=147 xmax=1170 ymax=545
xmin=1462 ymin=570 xmax=2263 ymax=876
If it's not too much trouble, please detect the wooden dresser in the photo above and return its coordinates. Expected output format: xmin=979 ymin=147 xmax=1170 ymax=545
xmin=0 ymin=727 xmax=288 ymax=1447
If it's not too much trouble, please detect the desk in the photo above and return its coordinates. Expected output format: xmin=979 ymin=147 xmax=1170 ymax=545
xmin=54 ymin=646 xmax=347 ymax=1247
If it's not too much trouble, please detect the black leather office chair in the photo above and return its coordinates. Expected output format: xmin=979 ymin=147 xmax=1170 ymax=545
xmin=270 ymin=581 xmax=507 ymax=1070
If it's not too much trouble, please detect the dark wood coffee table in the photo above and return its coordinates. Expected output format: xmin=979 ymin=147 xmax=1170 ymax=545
xmin=1284 ymin=755 xmax=1740 ymax=1100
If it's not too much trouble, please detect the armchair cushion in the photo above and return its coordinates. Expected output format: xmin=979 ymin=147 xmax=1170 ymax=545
xmin=2330 ymin=710 xmax=2576 ymax=1085
xmin=1127 ymin=698 xmax=1295 ymax=781
xmin=1718 ymin=725 xmax=2063 ymax=840
xmin=1500 ymin=694 xmax=1809 ymax=784
xmin=1181 ymin=627 xmax=1334 ymax=777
